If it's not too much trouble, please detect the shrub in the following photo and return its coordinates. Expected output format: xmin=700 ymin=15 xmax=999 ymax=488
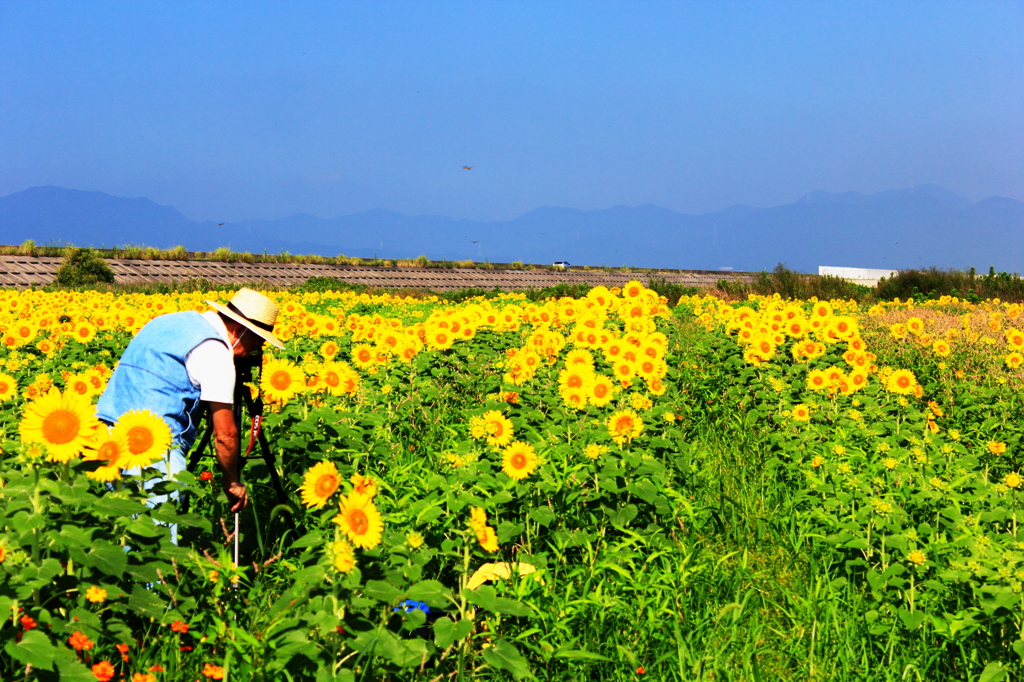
xmin=53 ymin=247 xmax=116 ymax=287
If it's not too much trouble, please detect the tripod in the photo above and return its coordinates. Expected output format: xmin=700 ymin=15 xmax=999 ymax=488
xmin=183 ymin=353 xmax=289 ymax=511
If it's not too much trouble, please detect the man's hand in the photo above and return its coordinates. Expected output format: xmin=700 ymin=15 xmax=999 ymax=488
xmin=223 ymin=480 xmax=248 ymax=512
xmin=210 ymin=402 xmax=248 ymax=511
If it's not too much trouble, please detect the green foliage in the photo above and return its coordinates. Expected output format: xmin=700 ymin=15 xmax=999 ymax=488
xmin=6 ymin=287 xmax=1024 ymax=679
xmin=53 ymin=248 xmax=116 ymax=287
xmin=876 ymin=266 xmax=1024 ymax=303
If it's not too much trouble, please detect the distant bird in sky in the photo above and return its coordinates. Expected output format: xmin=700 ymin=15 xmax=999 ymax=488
xmin=218 ymin=222 xmax=224 ymax=226
xmin=466 ymin=237 xmax=479 ymax=243
xmin=462 ymin=166 xmax=472 ymax=170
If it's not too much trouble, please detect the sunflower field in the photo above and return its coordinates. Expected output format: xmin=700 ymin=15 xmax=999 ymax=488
xmin=1 ymin=283 xmax=1024 ymax=681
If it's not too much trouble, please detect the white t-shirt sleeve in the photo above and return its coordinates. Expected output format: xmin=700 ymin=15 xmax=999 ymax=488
xmin=185 ymin=339 xmax=236 ymax=404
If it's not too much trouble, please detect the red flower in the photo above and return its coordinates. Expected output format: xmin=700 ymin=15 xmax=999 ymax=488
xmin=148 ymin=665 xmax=166 ymax=672
xmin=116 ymin=642 xmax=129 ymax=662
xmin=92 ymin=660 xmax=116 ymax=681
xmin=636 ymin=666 xmax=646 ymax=675
xmin=170 ymin=620 xmax=189 ymax=633
xmin=19 ymin=615 xmax=36 ymax=630
xmin=200 ymin=471 xmax=213 ymax=481
xmin=180 ymin=646 xmax=193 ymax=653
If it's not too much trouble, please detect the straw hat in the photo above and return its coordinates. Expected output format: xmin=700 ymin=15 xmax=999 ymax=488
xmin=206 ymin=288 xmax=284 ymax=349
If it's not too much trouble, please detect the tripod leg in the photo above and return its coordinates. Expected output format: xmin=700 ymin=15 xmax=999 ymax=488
xmin=257 ymin=428 xmax=289 ymax=506
xmin=182 ymin=413 xmax=214 ymax=514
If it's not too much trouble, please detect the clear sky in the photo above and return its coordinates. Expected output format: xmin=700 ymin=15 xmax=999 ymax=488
xmin=1 ymin=0 xmax=1021 ymax=222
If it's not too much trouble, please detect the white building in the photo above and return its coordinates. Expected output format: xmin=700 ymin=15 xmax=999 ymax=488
xmin=818 ymin=266 xmax=899 ymax=287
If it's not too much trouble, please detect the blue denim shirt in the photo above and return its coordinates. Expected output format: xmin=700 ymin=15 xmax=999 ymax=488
xmin=97 ymin=311 xmax=224 ymax=452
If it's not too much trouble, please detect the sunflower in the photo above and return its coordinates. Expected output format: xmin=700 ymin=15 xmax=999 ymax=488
xmin=588 ymin=375 xmax=617 ymax=407
xmin=646 ymin=377 xmax=666 ymax=396
xmin=351 ymin=472 xmax=377 ymax=498
xmin=328 ymin=539 xmax=357 ymax=574
xmin=261 ymin=358 xmax=305 ymax=403
xmin=613 ymin=361 xmax=637 ymax=383
xmin=607 ymin=409 xmax=644 ymax=445
xmin=932 ymin=340 xmax=951 ymax=357
xmin=300 ymin=461 xmax=340 ymax=509
xmin=0 ymin=372 xmax=17 ymax=401
xmin=319 ymin=340 xmax=340 ymax=360
xmin=66 ymin=374 xmax=93 ymax=398
xmin=560 ymin=386 xmax=588 ymax=411
xmin=481 ymin=410 xmax=514 ymax=448
xmin=476 ymin=524 xmax=499 ymax=552
xmin=351 ymin=343 xmax=378 ymax=368
xmin=19 ymin=388 xmax=100 ymax=463
xmin=113 ymin=410 xmax=173 ymax=469
xmin=791 ymin=404 xmax=811 ymax=421
xmin=1006 ymin=352 xmax=1024 ymax=369
xmin=333 ymin=492 xmax=383 ymax=549
xmin=501 ymin=441 xmax=538 ymax=480
xmin=885 ymin=368 xmax=917 ymax=395
xmin=468 ymin=508 xmax=499 ymax=552
xmin=73 ymin=322 xmax=97 ymax=344
xmin=84 ymin=426 xmax=128 ymax=482
xmin=469 ymin=506 xmax=488 ymax=533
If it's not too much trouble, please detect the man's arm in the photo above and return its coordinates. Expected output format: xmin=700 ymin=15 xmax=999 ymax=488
xmin=209 ymin=402 xmax=248 ymax=511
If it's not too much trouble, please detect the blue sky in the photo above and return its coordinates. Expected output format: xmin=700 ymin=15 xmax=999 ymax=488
xmin=0 ymin=0 xmax=1021 ymax=222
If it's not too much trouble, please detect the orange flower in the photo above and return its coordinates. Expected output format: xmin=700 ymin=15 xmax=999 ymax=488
xmin=69 ymin=630 xmax=94 ymax=651
xmin=92 ymin=661 xmax=116 ymax=682
xmin=116 ymin=642 xmax=129 ymax=662
xmin=19 ymin=615 xmax=36 ymax=630
xmin=202 ymin=663 xmax=226 ymax=679
xmin=170 ymin=620 xmax=189 ymax=633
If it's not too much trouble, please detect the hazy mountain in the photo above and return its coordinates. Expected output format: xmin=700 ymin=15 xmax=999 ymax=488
xmin=1 ymin=184 xmax=1022 ymax=273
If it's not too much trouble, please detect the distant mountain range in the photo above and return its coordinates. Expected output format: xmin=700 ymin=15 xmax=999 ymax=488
xmin=2 ymin=185 xmax=1023 ymax=273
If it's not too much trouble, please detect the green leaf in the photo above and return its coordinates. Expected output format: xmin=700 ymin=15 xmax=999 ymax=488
xmin=364 ymin=580 xmax=404 ymax=604
xmin=5 ymin=629 xmax=55 ymax=671
xmin=128 ymin=584 xmax=167 ymax=619
xmin=433 ymin=616 xmax=473 ymax=649
xmin=465 ymin=585 xmax=532 ymax=617
xmin=92 ymin=497 xmax=145 ymax=517
xmin=607 ymin=504 xmax=638 ymax=527
xmin=979 ymin=662 xmax=1007 ymax=682
xmin=553 ymin=648 xmax=611 ymax=661
xmin=84 ymin=543 xmax=127 ymax=578
xmin=482 ymin=639 xmax=532 ymax=680
xmin=55 ymin=654 xmax=98 ymax=682
xmin=897 ymin=608 xmax=926 ymax=631
xmin=528 ymin=507 xmax=557 ymax=527
xmin=406 ymin=580 xmax=449 ymax=607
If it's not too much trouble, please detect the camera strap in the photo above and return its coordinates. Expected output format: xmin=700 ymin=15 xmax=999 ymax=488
xmin=245 ymin=414 xmax=262 ymax=457
xmin=245 ymin=398 xmax=264 ymax=458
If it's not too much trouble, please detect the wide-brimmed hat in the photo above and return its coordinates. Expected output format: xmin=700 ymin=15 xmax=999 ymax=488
xmin=206 ymin=288 xmax=284 ymax=349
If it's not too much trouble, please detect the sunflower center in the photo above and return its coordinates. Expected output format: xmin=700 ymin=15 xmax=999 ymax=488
xmin=314 ymin=474 xmax=337 ymax=497
xmin=127 ymin=425 xmax=155 ymax=455
xmin=897 ymin=376 xmax=911 ymax=388
xmin=42 ymin=409 xmax=79 ymax=445
xmin=0 ymin=381 xmax=8 ymax=393
xmin=97 ymin=440 xmax=120 ymax=464
xmin=324 ymin=372 xmax=340 ymax=387
xmin=593 ymin=384 xmax=608 ymax=398
xmin=567 ymin=376 xmax=583 ymax=389
xmin=348 ymin=509 xmax=369 ymax=535
xmin=271 ymin=371 xmax=292 ymax=390
xmin=511 ymin=452 xmax=527 ymax=469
